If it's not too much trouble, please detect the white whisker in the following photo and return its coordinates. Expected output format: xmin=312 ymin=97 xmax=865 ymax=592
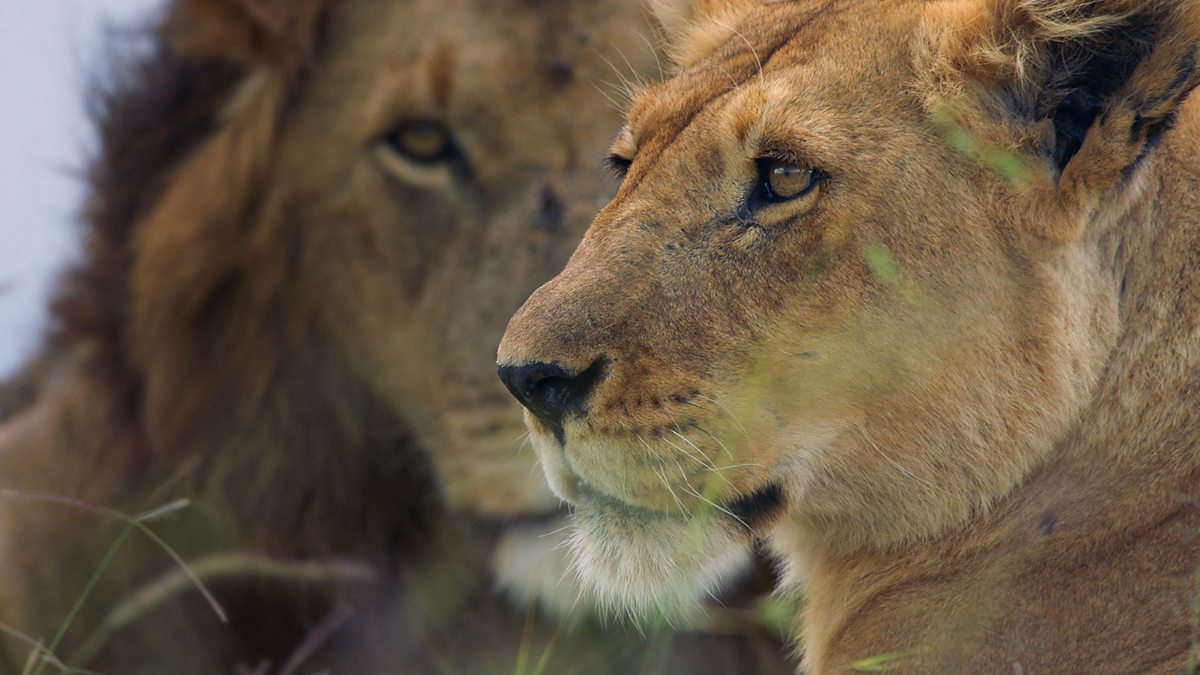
xmin=612 ymin=43 xmax=649 ymax=92
xmin=593 ymin=47 xmax=643 ymax=110
xmin=657 ymin=465 xmax=688 ymax=515
xmin=636 ymin=432 xmax=668 ymax=463
xmin=662 ymin=432 xmax=716 ymax=472
xmin=539 ymin=521 xmax=575 ymax=538
xmin=715 ymin=19 xmax=764 ymax=86
xmin=634 ymin=29 xmax=666 ymax=82
xmin=590 ymin=80 xmax=628 ymax=114
xmin=695 ymin=394 xmax=748 ymax=436
xmin=856 ymin=426 xmax=938 ymax=492
xmin=715 ymin=63 xmax=741 ymax=92
xmin=695 ymin=425 xmax=737 ymax=461
xmin=708 ymin=463 xmax=765 ymax=471
xmin=680 ymin=484 xmax=750 ymax=532
xmin=638 ymin=434 xmax=687 ymax=514
xmin=668 ymin=428 xmax=717 ymax=470
xmin=673 ymin=459 xmax=689 ymax=484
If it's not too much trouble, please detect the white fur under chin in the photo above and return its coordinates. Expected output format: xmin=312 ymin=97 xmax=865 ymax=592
xmin=568 ymin=504 xmax=751 ymax=621
xmin=490 ymin=516 xmax=592 ymax=619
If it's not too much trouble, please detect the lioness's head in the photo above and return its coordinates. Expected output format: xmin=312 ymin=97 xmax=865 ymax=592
xmin=122 ymin=0 xmax=659 ymax=517
xmin=499 ymin=0 xmax=1199 ymax=614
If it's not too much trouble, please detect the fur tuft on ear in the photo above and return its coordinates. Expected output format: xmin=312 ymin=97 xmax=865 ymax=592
xmin=932 ymin=0 xmax=1200 ymax=174
xmin=920 ymin=0 xmax=1199 ymax=243
xmin=167 ymin=0 xmax=327 ymax=66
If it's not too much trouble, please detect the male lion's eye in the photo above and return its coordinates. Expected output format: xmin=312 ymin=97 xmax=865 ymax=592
xmin=762 ymin=158 xmax=819 ymax=201
xmin=385 ymin=120 xmax=455 ymax=163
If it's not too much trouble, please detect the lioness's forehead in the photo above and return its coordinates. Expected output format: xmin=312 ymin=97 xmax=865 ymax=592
xmin=628 ymin=1 xmax=921 ymax=152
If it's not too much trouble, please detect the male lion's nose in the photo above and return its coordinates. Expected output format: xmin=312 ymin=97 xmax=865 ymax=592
xmin=497 ymin=360 xmax=605 ymax=429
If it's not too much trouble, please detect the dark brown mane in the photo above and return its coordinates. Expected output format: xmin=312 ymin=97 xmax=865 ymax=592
xmin=17 ymin=13 xmax=449 ymax=665
xmin=50 ymin=22 xmax=245 ymax=422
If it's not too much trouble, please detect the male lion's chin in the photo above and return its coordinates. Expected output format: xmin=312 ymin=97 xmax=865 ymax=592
xmin=568 ymin=503 xmax=752 ymax=621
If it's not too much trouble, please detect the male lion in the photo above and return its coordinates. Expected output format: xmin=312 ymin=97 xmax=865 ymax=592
xmin=500 ymin=0 xmax=1200 ymax=671
xmin=0 ymin=0 xmax=790 ymax=672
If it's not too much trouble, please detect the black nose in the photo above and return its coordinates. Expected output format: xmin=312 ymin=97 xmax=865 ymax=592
xmin=497 ymin=360 xmax=605 ymax=429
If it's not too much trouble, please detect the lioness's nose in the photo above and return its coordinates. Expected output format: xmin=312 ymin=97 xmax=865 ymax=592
xmin=497 ymin=360 xmax=605 ymax=429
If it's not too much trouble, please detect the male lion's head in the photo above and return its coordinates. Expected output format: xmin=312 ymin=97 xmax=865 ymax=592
xmin=499 ymin=0 xmax=1200 ymax=615
xmin=115 ymin=0 xmax=659 ymax=519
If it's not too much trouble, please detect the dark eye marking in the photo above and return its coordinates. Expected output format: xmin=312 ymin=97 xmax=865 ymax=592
xmin=605 ymin=152 xmax=633 ymax=179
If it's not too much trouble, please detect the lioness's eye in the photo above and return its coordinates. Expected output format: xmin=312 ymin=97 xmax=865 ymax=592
xmin=385 ymin=120 xmax=455 ymax=163
xmin=763 ymin=159 xmax=819 ymax=200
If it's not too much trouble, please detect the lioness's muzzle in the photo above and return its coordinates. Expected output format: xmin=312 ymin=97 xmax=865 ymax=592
xmin=497 ymin=359 xmax=606 ymax=430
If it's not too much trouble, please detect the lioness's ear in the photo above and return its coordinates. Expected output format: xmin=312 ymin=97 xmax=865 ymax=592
xmin=168 ymin=0 xmax=327 ymax=66
xmin=649 ymin=0 xmax=756 ymax=48
xmin=947 ymin=0 xmax=1199 ymax=187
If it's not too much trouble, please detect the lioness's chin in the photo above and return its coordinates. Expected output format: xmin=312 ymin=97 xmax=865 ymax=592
xmin=568 ymin=503 xmax=751 ymax=620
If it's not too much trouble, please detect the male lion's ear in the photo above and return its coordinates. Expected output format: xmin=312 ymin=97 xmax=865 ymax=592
xmin=167 ymin=0 xmax=327 ymax=66
xmin=649 ymin=0 xmax=757 ymax=48
xmin=949 ymin=0 xmax=1199 ymax=185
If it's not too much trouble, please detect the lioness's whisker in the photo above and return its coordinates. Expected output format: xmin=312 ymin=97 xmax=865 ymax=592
xmin=593 ymin=48 xmax=644 ymax=108
xmin=632 ymin=30 xmax=666 ymax=82
xmin=610 ymin=43 xmax=649 ymax=92
xmin=707 ymin=463 xmax=766 ymax=472
xmin=714 ymin=63 xmax=742 ymax=93
xmin=694 ymin=395 xmax=749 ymax=436
xmin=538 ymin=522 xmax=575 ymax=538
xmin=695 ymin=425 xmax=738 ymax=462
xmin=667 ymin=428 xmax=718 ymax=470
xmin=674 ymin=460 xmax=690 ymax=485
xmin=639 ymin=434 xmax=688 ymax=514
xmin=554 ymin=564 xmax=576 ymax=593
xmin=662 ymin=435 xmax=716 ymax=472
xmin=712 ymin=19 xmax=764 ymax=86
xmin=657 ymin=465 xmax=688 ymax=515
xmin=635 ymin=433 xmax=669 ymax=463
xmin=590 ymin=80 xmax=628 ymax=115
xmin=855 ymin=426 xmax=938 ymax=493
xmin=680 ymin=484 xmax=750 ymax=531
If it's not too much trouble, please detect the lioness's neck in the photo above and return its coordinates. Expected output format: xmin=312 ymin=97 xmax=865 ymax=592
xmin=786 ymin=94 xmax=1200 ymax=672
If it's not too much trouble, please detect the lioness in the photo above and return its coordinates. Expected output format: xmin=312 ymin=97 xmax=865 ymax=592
xmin=0 ymin=0 xmax=790 ymax=672
xmin=500 ymin=0 xmax=1200 ymax=670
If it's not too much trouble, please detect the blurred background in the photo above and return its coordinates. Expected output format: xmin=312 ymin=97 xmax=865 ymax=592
xmin=0 ymin=0 xmax=162 ymax=377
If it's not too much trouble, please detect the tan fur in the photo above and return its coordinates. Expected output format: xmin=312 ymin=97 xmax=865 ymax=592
xmin=499 ymin=0 xmax=1200 ymax=670
xmin=0 ymin=0 xmax=710 ymax=671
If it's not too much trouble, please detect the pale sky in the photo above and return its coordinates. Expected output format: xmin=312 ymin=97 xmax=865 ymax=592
xmin=0 ymin=0 xmax=165 ymax=377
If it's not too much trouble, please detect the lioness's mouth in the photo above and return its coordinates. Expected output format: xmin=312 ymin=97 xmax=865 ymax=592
xmin=571 ymin=473 xmax=681 ymax=519
xmin=571 ymin=468 xmax=785 ymax=530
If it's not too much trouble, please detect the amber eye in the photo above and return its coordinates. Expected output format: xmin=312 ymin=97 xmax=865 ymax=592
xmin=385 ymin=120 xmax=454 ymax=163
xmin=764 ymin=159 xmax=818 ymax=200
